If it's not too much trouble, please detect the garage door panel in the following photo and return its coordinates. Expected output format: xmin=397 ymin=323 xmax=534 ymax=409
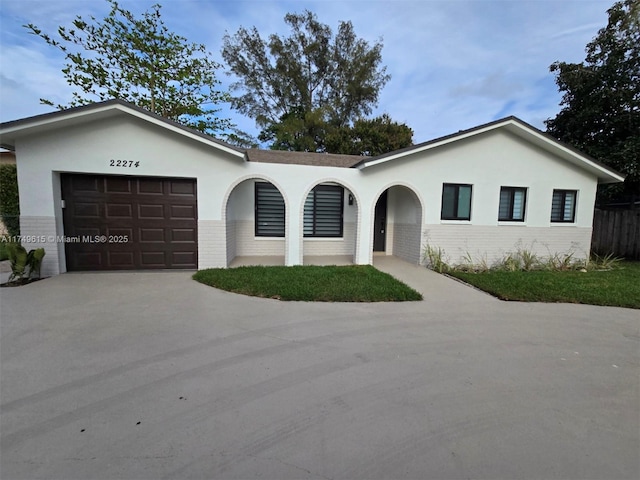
xmin=108 ymin=251 xmax=135 ymax=267
xmin=106 ymin=227 xmax=134 ymax=238
xmin=74 ymin=203 xmax=101 ymax=218
xmin=75 ymin=252 xmax=103 ymax=268
xmin=75 ymin=227 xmax=102 ymax=238
xmin=170 ymin=205 xmax=196 ymax=219
xmin=62 ymin=174 xmax=197 ymax=271
xmin=172 ymin=251 xmax=197 ymax=266
xmin=138 ymin=204 xmax=165 ymax=219
xmin=106 ymin=203 xmax=133 ymax=218
xmin=140 ymin=228 xmax=165 ymax=242
xmin=138 ymin=178 xmax=165 ymax=194
xmin=170 ymin=180 xmax=196 ymax=196
xmin=171 ymin=229 xmax=196 ymax=242
xmin=71 ymin=176 xmax=100 ymax=192
xmin=141 ymin=251 xmax=167 ymax=267
xmin=105 ymin=177 xmax=133 ymax=193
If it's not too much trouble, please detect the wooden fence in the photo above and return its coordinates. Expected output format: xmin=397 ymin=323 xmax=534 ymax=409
xmin=592 ymin=208 xmax=640 ymax=260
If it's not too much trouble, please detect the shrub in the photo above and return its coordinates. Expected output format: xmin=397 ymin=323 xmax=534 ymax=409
xmin=422 ymin=244 xmax=450 ymax=273
xmin=517 ymin=248 xmax=539 ymax=271
xmin=544 ymin=252 xmax=576 ymax=271
xmin=588 ymin=252 xmax=623 ymax=270
xmin=5 ymin=243 xmax=45 ymax=282
xmin=0 ymin=164 xmax=20 ymax=237
xmin=0 ymin=239 xmax=8 ymax=261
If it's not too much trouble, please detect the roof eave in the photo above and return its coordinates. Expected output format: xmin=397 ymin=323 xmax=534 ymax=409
xmin=0 ymin=100 xmax=246 ymax=159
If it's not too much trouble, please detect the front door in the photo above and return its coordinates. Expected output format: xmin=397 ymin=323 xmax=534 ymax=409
xmin=373 ymin=191 xmax=387 ymax=252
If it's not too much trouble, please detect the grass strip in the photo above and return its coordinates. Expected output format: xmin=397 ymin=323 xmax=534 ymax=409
xmin=193 ymin=265 xmax=422 ymax=302
xmin=448 ymin=261 xmax=640 ymax=309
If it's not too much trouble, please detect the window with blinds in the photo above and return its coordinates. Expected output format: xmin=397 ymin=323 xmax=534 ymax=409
xmin=304 ymin=185 xmax=344 ymax=237
xmin=551 ymin=190 xmax=577 ymax=222
xmin=255 ymin=182 xmax=285 ymax=237
xmin=498 ymin=186 xmax=527 ymax=222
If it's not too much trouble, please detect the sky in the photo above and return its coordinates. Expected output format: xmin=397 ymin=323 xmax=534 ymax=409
xmin=0 ymin=0 xmax=614 ymax=145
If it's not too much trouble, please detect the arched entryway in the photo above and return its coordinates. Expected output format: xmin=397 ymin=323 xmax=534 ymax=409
xmin=373 ymin=185 xmax=423 ymax=264
xmin=301 ymin=181 xmax=359 ymax=265
xmin=225 ymin=177 xmax=287 ymax=266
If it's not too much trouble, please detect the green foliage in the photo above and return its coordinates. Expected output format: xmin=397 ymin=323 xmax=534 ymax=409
xmin=24 ymin=0 xmax=241 ymax=141
xmin=0 ymin=164 xmax=20 ymax=237
xmin=27 ymin=248 xmax=46 ymax=279
xmin=262 ymin=110 xmax=413 ymax=155
xmin=588 ymin=252 xmax=624 ymax=270
xmin=325 ymin=114 xmax=414 ymax=156
xmin=5 ymin=244 xmax=45 ymax=282
xmin=222 ymin=10 xmax=409 ymax=153
xmin=434 ymin=242 xmax=621 ymax=273
xmin=544 ymin=252 xmax=577 ymax=271
xmin=498 ymin=253 xmax=522 ymax=272
xmin=422 ymin=244 xmax=450 ymax=273
xmin=6 ymin=243 xmax=27 ymax=282
xmin=261 ymin=107 xmax=330 ymax=152
xmin=449 ymin=261 xmax=640 ymax=309
xmin=458 ymin=251 xmax=490 ymax=273
xmin=193 ymin=265 xmax=422 ymax=302
xmin=518 ymin=248 xmax=539 ymax=271
xmin=545 ymin=0 xmax=640 ymax=197
xmin=0 ymin=240 xmax=9 ymax=261
xmin=491 ymin=248 xmax=543 ymax=272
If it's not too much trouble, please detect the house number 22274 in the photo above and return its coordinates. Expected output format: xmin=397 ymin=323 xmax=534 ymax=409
xmin=109 ymin=159 xmax=140 ymax=168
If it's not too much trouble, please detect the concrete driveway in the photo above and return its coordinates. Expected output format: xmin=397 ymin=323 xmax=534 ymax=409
xmin=1 ymin=262 xmax=638 ymax=480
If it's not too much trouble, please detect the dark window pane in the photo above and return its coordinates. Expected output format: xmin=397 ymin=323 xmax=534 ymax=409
xmin=441 ymin=185 xmax=456 ymax=219
xmin=441 ymin=183 xmax=472 ymax=220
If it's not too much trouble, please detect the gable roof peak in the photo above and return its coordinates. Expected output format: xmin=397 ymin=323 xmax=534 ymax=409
xmin=0 ymin=99 xmax=245 ymax=157
xmin=354 ymin=115 xmax=624 ymax=184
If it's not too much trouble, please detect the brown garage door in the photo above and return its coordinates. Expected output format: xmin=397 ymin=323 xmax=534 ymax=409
xmin=61 ymin=174 xmax=197 ymax=271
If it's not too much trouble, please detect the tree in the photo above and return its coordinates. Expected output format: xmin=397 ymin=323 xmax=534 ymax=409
xmin=222 ymin=10 xmax=406 ymax=153
xmin=325 ymin=114 xmax=414 ymax=156
xmin=25 ymin=0 xmax=237 ymax=139
xmin=545 ymin=0 xmax=640 ymax=199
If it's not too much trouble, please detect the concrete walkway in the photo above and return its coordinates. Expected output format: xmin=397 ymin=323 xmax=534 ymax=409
xmin=1 ymin=264 xmax=638 ymax=479
xmin=373 ymin=255 xmax=494 ymax=303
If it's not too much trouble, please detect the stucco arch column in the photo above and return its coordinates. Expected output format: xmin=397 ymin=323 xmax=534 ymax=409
xmin=354 ymin=194 xmax=374 ymax=265
xmin=285 ymin=189 xmax=304 ymax=266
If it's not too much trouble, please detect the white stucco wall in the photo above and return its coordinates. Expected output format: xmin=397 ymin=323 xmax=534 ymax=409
xmin=361 ymin=130 xmax=598 ymax=265
xmin=386 ymin=186 xmax=423 ymax=264
xmin=11 ymin=111 xmax=601 ymax=276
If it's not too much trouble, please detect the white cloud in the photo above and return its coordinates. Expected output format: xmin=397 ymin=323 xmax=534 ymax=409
xmin=0 ymin=0 xmax=613 ymax=143
xmin=0 ymin=43 xmax=72 ymax=121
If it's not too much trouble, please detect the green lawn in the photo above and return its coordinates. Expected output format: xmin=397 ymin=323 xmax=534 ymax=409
xmin=193 ymin=265 xmax=422 ymax=302
xmin=449 ymin=261 xmax=640 ymax=309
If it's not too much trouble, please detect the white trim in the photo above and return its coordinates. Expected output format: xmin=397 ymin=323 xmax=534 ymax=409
xmin=440 ymin=220 xmax=472 ymax=225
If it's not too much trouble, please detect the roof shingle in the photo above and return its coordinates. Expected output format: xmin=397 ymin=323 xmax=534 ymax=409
xmin=246 ymin=149 xmax=362 ymax=168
